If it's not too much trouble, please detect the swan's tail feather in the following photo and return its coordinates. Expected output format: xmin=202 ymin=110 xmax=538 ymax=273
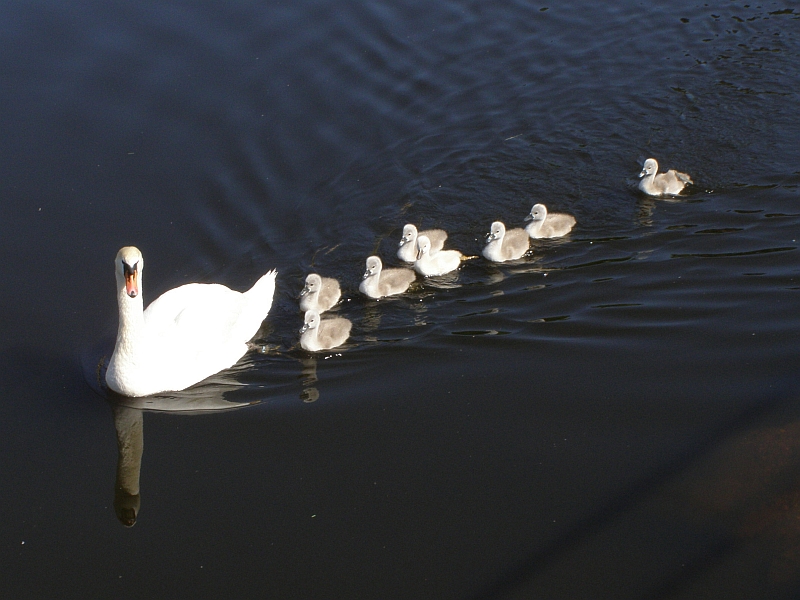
xmin=237 ymin=269 xmax=278 ymax=341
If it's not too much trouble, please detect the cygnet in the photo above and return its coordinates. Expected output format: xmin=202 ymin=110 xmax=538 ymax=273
xmin=299 ymin=310 xmax=352 ymax=352
xmin=299 ymin=273 xmax=341 ymax=313
xmin=359 ymin=256 xmax=416 ymax=299
xmin=414 ymin=235 xmax=463 ymax=276
xmin=483 ymin=221 xmax=530 ymax=262
xmin=397 ymin=224 xmax=448 ymax=262
xmin=638 ymin=158 xmax=693 ymax=196
xmin=525 ymin=203 xmax=576 ymax=239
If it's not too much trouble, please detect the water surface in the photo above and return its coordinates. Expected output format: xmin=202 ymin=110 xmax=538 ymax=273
xmin=1 ymin=0 xmax=799 ymax=598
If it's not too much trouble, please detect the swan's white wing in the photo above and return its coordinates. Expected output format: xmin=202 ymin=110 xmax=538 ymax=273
xmin=144 ymin=284 xmax=243 ymax=340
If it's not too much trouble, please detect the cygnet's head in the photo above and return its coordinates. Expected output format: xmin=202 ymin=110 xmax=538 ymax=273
xmin=399 ymin=224 xmax=418 ymax=247
xmin=363 ymin=256 xmax=383 ymax=279
xmin=487 ymin=221 xmax=506 ymax=242
xmin=300 ymin=310 xmax=320 ymax=333
xmin=526 ymin=204 xmax=548 ymax=223
xmin=416 ymin=235 xmax=431 ymax=260
xmin=639 ymin=158 xmax=658 ymax=177
xmin=301 ymin=273 xmax=322 ymax=297
xmin=115 ymin=246 xmax=144 ymax=298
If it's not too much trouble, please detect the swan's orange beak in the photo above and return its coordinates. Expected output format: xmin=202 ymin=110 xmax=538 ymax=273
xmin=124 ymin=262 xmax=139 ymax=298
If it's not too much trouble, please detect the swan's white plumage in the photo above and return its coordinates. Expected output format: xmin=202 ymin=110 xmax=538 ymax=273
xmin=525 ymin=203 xmax=576 ymax=239
xmin=483 ymin=221 xmax=530 ymax=262
xmin=105 ymin=246 xmax=277 ymax=397
xmin=638 ymin=158 xmax=692 ymax=196
xmin=397 ymin=224 xmax=448 ymax=262
xmin=414 ymin=235 xmax=463 ymax=276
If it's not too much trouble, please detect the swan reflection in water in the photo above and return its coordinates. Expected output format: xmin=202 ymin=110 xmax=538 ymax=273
xmin=112 ymin=404 xmax=142 ymax=527
xmin=107 ymin=389 xmax=256 ymax=527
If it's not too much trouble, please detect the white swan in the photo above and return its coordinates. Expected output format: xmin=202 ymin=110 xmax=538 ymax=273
xmin=299 ymin=310 xmax=352 ymax=352
xmin=414 ymin=235 xmax=463 ymax=276
xmin=359 ymin=256 xmax=416 ymax=299
xmin=397 ymin=224 xmax=448 ymax=262
xmin=483 ymin=221 xmax=530 ymax=262
xmin=299 ymin=273 xmax=340 ymax=314
xmin=638 ymin=158 xmax=693 ymax=196
xmin=105 ymin=246 xmax=277 ymax=397
xmin=525 ymin=203 xmax=576 ymax=239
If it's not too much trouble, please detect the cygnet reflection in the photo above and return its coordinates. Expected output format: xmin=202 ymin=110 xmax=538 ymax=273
xmin=299 ymin=356 xmax=320 ymax=402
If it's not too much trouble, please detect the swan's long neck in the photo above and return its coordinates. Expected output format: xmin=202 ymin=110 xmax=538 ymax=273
xmin=112 ymin=273 xmax=146 ymax=360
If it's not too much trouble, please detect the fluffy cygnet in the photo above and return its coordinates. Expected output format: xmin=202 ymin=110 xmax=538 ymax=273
xmin=299 ymin=273 xmax=341 ymax=313
xmin=397 ymin=224 xmax=448 ymax=262
xmin=299 ymin=310 xmax=352 ymax=352
xmin=482 ymin=221 xmax=530 ymax=262
xmin=638 ymin=158 xmax=693 ymax=196
xmin=525 ymin=203 xmax=576 ymax=239
xmin=359 ymin=256 xmax=416 ymax=299
xmin=414 ymin=235 xmax=463 ymax=276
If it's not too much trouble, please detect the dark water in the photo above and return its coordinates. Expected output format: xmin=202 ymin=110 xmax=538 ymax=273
xmin=1 ymin=0 xmax=799 ymax=597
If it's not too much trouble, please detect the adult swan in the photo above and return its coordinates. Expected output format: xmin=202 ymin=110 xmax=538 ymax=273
xmin=106 ymin=246 xmax=277 ymax=397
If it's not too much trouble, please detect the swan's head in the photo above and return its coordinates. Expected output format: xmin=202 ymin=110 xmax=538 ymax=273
xmin=525 ymin=204 xmax=547 ymax=223
xmin=399 ymin=224 xmax=418 ymax=247
xmin=115 ymin=246 xmax=143 ymax=299
xmin=639 ymin=158 xmax=658 ymax=178
xmin=114 ymin=490 xmax=140 ymax=528
xmin=416 ymin=235 xmax=431 ymax=260
xmin=301 ymin=273 xmax=322 ymax=297
xmin=487 ymin=221 xmax=505 ymax=242
xmin=300 ymin=310 xmax=320 ymax=333
xmin=363 ymin=256 xmax=382 ymax=279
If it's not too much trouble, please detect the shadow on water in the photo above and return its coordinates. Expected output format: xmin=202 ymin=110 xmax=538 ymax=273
xmin=475 ymin=386 xmax=800 ymax=600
